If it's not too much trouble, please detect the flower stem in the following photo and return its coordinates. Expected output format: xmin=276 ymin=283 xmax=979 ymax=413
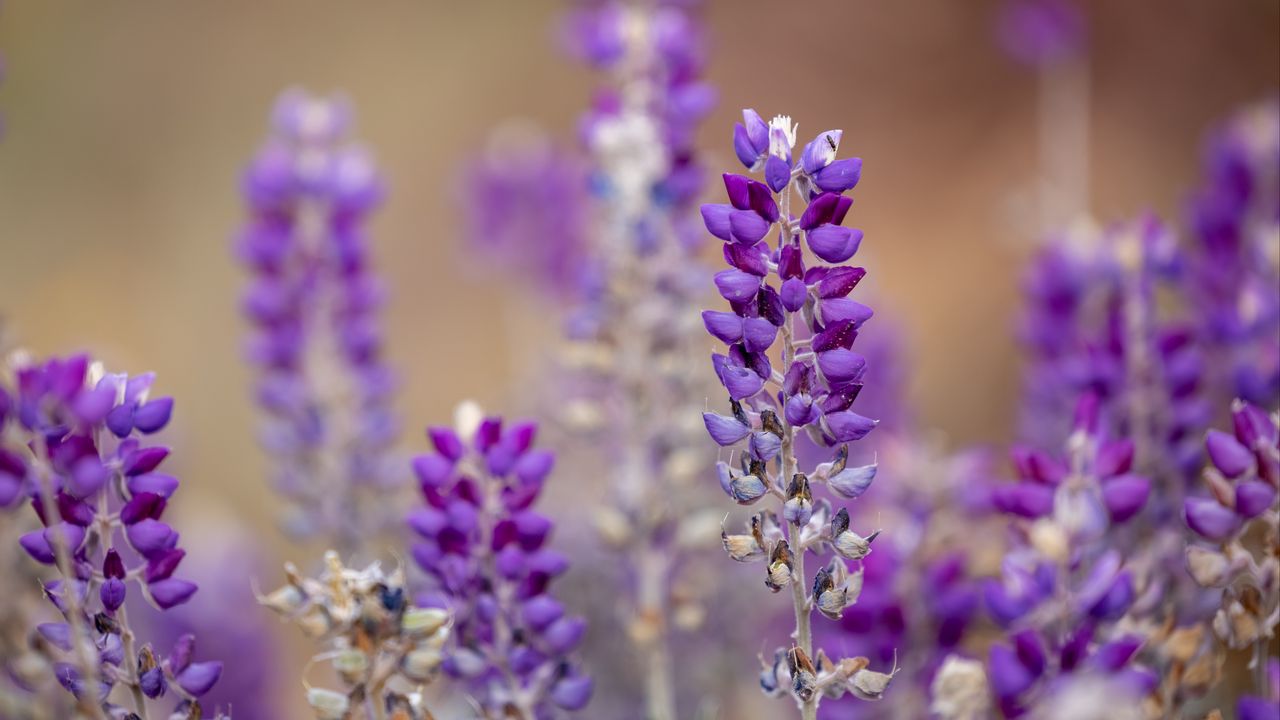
xmin=31 ymin=435 xmax=108 ymax=720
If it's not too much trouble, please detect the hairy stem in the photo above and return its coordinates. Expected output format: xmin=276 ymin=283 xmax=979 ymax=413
xmin=31 ymin=435 xmax=108 ymax=720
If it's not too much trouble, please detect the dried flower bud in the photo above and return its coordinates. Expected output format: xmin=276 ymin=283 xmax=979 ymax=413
xmin=307 ymin=687 xmax=351 ymax=720
xmin=722 ymin=529 xmax=764 ymax=562
xmin=401 ymin=607 xmax=449 ymax=638
xmin=931 ymin=655 xmax=991 ymax=719
xmin=1185 ymin=545 xmax=1233 ymax=588
xmin=833 ymin=518 xmax=879 ymax=561
xmin=731 ymin=473 xmax=769 ymax=505
xmin=848 ymin=665 xmax=896 ymax=701
xmin=788 ymin=647 xmax=818 ymax=702
xmin=766 ymin=540 xmax=793 ymax=592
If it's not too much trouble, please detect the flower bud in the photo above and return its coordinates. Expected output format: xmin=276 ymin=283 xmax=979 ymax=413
xmin=765 ymin=541 xmax=793 ymax=592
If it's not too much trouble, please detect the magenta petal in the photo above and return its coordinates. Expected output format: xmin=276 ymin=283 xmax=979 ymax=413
xmin=1206 ymin=429 xmax=1253 ymax=478
xmin=148 ymin=578 xmax=198 ymax=609
xmin=126 ymin=473 xmax=180 ymax=498
xmin=702 ymin=311 xmax=744 ymax=345
xmin=713 ymin=269 xmax=762 ymax=303
xmin=1096 ymin=439 xmax=1135 ymax=477
xmin=780 ymin=278 xmax=807 ymax=312
xmin=1101 ymin=474 xmax=1150 ymax=523
xmin=19 ymin=530 xmax=55 ymax=564
xmin=823 ymin=410 xmax=877 ymax=442
xmin=122 ymin=446 xmax=170 ymax=476
xmin=126 ymin=519 xmax=175 ymax=558
xmin=1234 ymin=481 xmax=1276 ymax=519
xmin=1184 ymin=497 xmax=1241 ymax=541
xmin=806 ymin=225 xmax=857 ymax=263
xmin=812 ymin=157 xmax=862 ymax=192
xmin=820 ymin=298 xmax=874 ymax=328
xmin=703 ymin=412 xmax=749 ymax=446
xmin=701 ymin=203 xmax=734 ymax=241
xmin=722 ymin=173 xmax=751 ymax=209
xmin=747 ymin=181 xmax=779 ymax=222
xmin=177 ymin=661 xmax=222 ymax=696
xmin=765 ymin=156 xmax=791 ymax=193
xmin=817 ymin=349 xmax=867 ymax=385
xmin=100 ymin=578 xmax=126 ymax=612
xmin=817 ymin=266 xmax=866 ymax=299
xmin=133 ymin=397 xmax=174 ymax=434
xmin=741 ymin=317 xmax=779 ymax=353
xmin=728 ymin=210 xmax=770 ymax=245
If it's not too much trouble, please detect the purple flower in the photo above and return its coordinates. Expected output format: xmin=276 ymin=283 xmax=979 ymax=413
xmin=704 ymin=111 xmax=896 ymax=715
xmin=995 ymin=0 xmax=1086 ymax=67
xmin=236 ymin=89 xmax=402 ymax=552
xmin=1 ymin=355 xmax=220 ymax=714
xmin=409 ymin=406 xmax=591 ymax=715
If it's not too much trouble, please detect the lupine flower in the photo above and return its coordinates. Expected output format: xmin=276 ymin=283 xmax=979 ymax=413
xmin=553 ymin=4 xmax=719 ymax=719
xmin=995 ymin=0 xmax=1086 ymax=68
xmin=702 ymin=110 xmax=894 ymax=720
xmin=1184 ymin=401 xmax=1279 ymax=656
xmin=236 ymin=88 xmax=401 ymax=554
xmin=460 ymin=124 xmax=590 ymax=296
xmin=976 ymin=394 xmax=1157 ymax=717
xmin=407 ymin=404 xmax=592 ymax=718
xmin=0 ymin=354 xmax=223 ymax=718
xmin=259 ymin=550 xmax=449 ymax=719
xmin=817 ymin=439 xmax=992 ymax=719
xmin=1186 ymin=100 xmax=1280 ymax=409
xmin=1017 ymin=216 xmax=1208 ymax=489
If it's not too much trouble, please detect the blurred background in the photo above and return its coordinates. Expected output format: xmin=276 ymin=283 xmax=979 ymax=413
xmin=0 ymin=1 xmax=1276 ymax=717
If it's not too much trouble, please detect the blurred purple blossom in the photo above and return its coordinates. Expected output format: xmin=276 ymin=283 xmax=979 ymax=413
xmin=408 ymin=404 xmax=592 ymax=717
xmin=995 ymin=0 xmax=1086 ymax=68
xmin=236 ymin=88 xmax=402 ymax=553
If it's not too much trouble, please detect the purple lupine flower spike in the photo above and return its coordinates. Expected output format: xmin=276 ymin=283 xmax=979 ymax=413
xmin=951 ymin=394 xmax=1157 ymax=716
xmin=703 ymin=110 xmax=895 ymax=719
xmin=409 ymin=403 xmax=592 ymax=718
xmin=1184 ymin=400 xmax=1279 ymax=655
xmin=236 ymin=88 xmax=402 ymax=555
xmin=1186 ymin=100 xmax=1280 ymax=409
xmin=1 ymin=355 xmax=225 ymax=718
xmin=552 ymin=4 xmax=724 ymax=719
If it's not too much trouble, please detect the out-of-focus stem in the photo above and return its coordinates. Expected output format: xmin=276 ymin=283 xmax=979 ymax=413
xmin=1038 ymin=53 xmax=1090 ymax=232
xmin=31 ymin=435 xmax=107 ymax=720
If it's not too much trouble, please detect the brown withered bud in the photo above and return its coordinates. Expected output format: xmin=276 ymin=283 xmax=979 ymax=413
xmin=766 ymin=540 xmax=793 ymax=592
xmin=832 ymin=507 xmax=851 ymax=536
xmin=731 ymin=398 xmax=750 ymax=427
xmin=751 ymin=513 xmax=768 ymax=548
xmin=760 ymin=409 xmax=785 ymax=438
xmin=137 ymin=643 xmax=159 ymax=674
xmin=93 ymin=612 xmax=121 ymax=636
xmin=788 ymin=647 xmax=818 ymax=702
xmin=721 ymin=529 xmax=764 ymax=562
xmin=832 ymin=444 xmax=848 ymax=475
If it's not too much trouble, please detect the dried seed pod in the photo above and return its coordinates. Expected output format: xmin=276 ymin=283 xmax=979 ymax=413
xmin=787 ymin=647 xmax=817 ymax=702
xmin=766 ymin=541 xmax=793 ymax=592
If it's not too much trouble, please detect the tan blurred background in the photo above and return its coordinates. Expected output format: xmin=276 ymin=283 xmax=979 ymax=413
xmin=0 ymin=0 xmax=1276 ymax=716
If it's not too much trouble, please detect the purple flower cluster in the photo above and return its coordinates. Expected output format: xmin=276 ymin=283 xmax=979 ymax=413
xmin=566 ymin=0 xmax=713 ymax=223
xmin=0 ymin=354 xmax=222 ymax=717
xmin=237 ymin=88 xmax=400 ymax=551
xmin=461 ymin=126 xmax=590 ymax=296
xmin=982 ymin=395 xmax=1155 ymax=717
xmin=553 ymin=5 xmax=719 ymax=719
xmin=1184 ymin=401 xmax=1279 ymax=656
xmin=1186 ymin=100 xmax=1280 ymax=409
xmin=1018 ymin=216 xmax=1208 ymax=482
xmin=702 ymin=110 xmax=894 ymax=719
xmin=408 ymin=406 xmax=592 ymax=718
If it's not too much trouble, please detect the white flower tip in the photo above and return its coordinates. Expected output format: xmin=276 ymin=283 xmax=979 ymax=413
xmin=454 ymin=400 xmax=485 ymax=442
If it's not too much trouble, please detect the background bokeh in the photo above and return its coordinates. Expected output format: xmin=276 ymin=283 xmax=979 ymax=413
xmin=0 ymin=1 xmax=1277 ymax=717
